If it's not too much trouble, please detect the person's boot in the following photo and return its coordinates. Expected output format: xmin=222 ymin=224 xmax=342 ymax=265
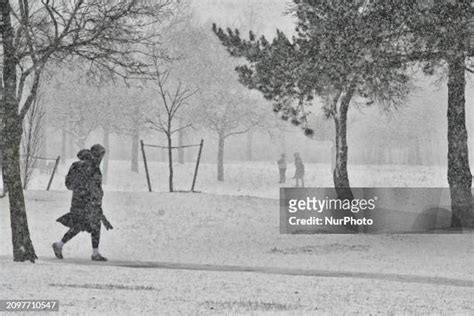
xmin=52 ymin=242 xmax=63 ymax=259
xmin=91 ymin=253 xmax=108 ymax=261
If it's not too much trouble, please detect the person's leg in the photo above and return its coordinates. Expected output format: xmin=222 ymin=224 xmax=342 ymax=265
xmin=279 ymin=169 xmax=283 ymax=183
xmin=91 ymin=224 xmax=107 ymax=261
xmin=53 ymin=227 xmax=80 ymax=259
xmin=91 ymin=225 xmax=100 ymax=251
xmin=301 ymin=177 xmax=305 ymax=188
xmin=61 ymin=228 xmax=81 ymax=244
xmin=282 ymin=169 xmax=286 ymax=183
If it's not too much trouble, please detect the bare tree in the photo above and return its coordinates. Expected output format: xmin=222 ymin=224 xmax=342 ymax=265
xmin=108 ymin=83 xmax=153 ymax=173
xmin=0 ymin=0 xmax=178 ymax=262
xmin=147 ymin=62 xmax=196 ymax=192
xmin=163 ymin=24 xmax=266 ymax=181
xmin=21 ymin=95 xmax=45 ymax=190
xmin=117 ymin=91 xmax=151 ymax=173
xmin=195 ymin=90 xmax=262 ymax=181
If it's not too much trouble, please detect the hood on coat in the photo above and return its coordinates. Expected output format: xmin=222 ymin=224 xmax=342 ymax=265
xmin=77 ymin=149 xmax=92 ymax=160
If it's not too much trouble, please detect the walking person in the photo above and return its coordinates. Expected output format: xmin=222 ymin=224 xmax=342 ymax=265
xmin=293 ymin=152 xmax=305 ymax=187
xmin=277 ymin=153 xmax=287 ymax=183
xmin=52 ymin=144 xmax=112 ymax=261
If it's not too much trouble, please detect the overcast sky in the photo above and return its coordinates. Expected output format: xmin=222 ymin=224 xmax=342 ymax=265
xmin=189 ymin=0 xmax=295 ymax=38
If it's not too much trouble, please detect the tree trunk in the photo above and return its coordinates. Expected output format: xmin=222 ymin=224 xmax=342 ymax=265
xmin=332 ymin=88 xmax=354 ymax=200
xmin=376 ymin=143 xmax=384 ymax=165
xmin=426 ymin=138 xmax=434 ymax=166
xmin=0 ymin=84 xmax=5 ymax=196
xmin=60 ymin=124 xmax=66 ymax=164
xmin=330 ymin=140 xmax=336 ymax=172
xmin=404 ymin=146 xmax=410 ymax=165
xmin=415 ymin=138 xmax=421 ymax=165
xmin=178 ymin=119 xmax=185 ymax=164
xmin=76 ymin=136 xmax=85 ymax=151
xmin=408 ymin=137 xmax=422 ymax=165
xmin=246 ymin=130 xmax=254 ymax=161
xmin=386 ymin=146 xmax=393 ymax=165
xmin=67 ymin=122 xmax=75 ymax=159
xmin=280 ymin=128 xmax=286 ymax=154
xmin=131 ymin=122 xmax=139 ymax=172
xmin=68 ymin=138 xmax=75 ymax=159
xmin=331 ymin=88 xmax=358 ymax=232
xmin=102 ymin=125 xmax=110 ymax=184
xmin=167 ymin=134 xmax=173 ymax=192
xmin=22 ymin=143 xmax=30 ymax=190
xmin=3 ymin=124 xmax=37 ymax=261
xmin=0 ymin=133 xmax=3 ymax=193
xmin=407 ymin=140 xmax=415 ymax=165
xmin=447 ymin=54 xmax=473 ymax=228
xmin=38 ymin=123 xmax=47 ymax=170
xmin=217 ymin=133 xmax=225 ymax=181
xmin=161 ymin=141 xmax=166 ymax=162
xmin=1 ymin=0 xmax=37 ymax=262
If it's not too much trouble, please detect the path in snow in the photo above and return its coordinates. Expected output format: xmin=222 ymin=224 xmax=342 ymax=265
xmin=29 ymin=256 xmax=474 ymax=289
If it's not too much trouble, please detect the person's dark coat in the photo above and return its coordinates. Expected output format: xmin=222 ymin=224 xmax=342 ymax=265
xmin=88 ymin=144 xmax=112 ymax=230
xmin=57 ymin=150 xmax=102 ymax=232
xmin=294 ymin=157 xmax=305 ymax=179
xmin=86 ymin=164 xmax=105 ymax=230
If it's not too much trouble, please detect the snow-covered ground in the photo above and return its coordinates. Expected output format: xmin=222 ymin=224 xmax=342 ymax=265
xmin=2 ymin=258 xmax=472 ymax=315
xmin=1 ymin=188 xmax=473 ymax=314
xmin=1 ymin=161 xmax=472 ymax=314
xmin=24 ymin=160 xmax=449 ymax=198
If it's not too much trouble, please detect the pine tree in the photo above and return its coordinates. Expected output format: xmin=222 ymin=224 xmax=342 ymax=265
xmin=400 ymin=0 xmax=473 ymax=227
xmin=213 ymin=0 xmax=412 ymax=200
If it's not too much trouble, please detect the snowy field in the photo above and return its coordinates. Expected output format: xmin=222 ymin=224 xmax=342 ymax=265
xmin=1 ymin=161 xmax=473 ymax=314
xmin=1 ymin=194 xmax=473 ymax=314
xmin=25 ymin=160 xmax=450 ymax=198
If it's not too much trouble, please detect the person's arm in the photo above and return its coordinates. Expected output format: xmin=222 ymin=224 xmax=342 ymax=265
xmin=101 ymin=213 xmax=113 ymax=230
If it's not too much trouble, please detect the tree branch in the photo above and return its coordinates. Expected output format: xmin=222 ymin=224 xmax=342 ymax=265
xmin=19 ymin=64 xmax=44 ymax=120
xmin=170 ymin=123 xmax=192 ymax=135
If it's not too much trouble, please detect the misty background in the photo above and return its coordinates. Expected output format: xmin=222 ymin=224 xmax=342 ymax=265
xmin=16 ymin=0 xmax=474 ymax=183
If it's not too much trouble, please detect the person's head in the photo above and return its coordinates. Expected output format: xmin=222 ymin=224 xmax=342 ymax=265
xmin=281 ymin=153 xmax=286 ymax=158
xmin=294 ymin=152 xmax=300 ymax=158
xmin=77 ymin=149 xmax=92 ymax=161
xmin=90 ymin=144 xmax=106 ymax=164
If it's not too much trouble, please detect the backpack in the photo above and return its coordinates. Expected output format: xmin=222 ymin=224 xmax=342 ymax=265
xmin=65 ymin=161 xmax=89 ymax=190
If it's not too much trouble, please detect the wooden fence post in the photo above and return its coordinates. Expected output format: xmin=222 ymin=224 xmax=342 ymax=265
xmin=46 ymin=156 xmax=61 ymax=191
xmin=191 ymin=139 xmax=204 ymax=192
xmin=141 ymin=140 xmax=152 ymax=192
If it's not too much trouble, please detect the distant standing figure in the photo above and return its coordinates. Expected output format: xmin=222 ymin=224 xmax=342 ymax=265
xmin=277 ymin=153 xmax=287 ymax=183
xmin=293 ymin=152 xmax=305 ymax=187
